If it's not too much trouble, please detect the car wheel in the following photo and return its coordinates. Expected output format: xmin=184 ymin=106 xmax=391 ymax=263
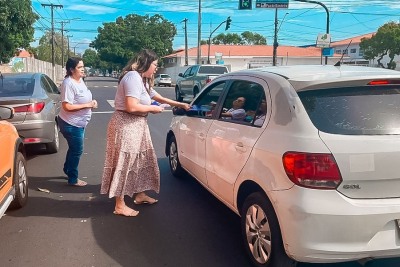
xmin=46 ymin=123 xmax=59 ymax=154
xmin=241 ymin=192 xmax=296 ymax=267
xmin=168 ymin=135 xmax=185 ymax=177
xmin=10 ymin=152 xmax=28 ymax=209
xmin=175 ymin=87 xmax=183 ymax=102
xmin=193 ymin=87 xmax=199 ymax=98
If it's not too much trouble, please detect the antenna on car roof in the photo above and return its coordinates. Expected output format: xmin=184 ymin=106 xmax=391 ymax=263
xmin=334 ymin=40 xmax=353 ymax=67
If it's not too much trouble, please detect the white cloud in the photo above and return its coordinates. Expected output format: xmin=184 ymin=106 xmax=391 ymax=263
xmin=67 ymin=5 xmax=118 ymax=15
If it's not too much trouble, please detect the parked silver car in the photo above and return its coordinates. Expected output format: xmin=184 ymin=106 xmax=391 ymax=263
xmin=155 ymin=74 xmax=172 ymax=87
xmin=0 ymin=72 xmax=61 ymax=153
xmin=166 ymin=65 xmax=400 ymax=266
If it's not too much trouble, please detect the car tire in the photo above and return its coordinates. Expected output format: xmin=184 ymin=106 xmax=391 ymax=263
xmin=241 ymin=192 xmax=296 ymax=267
xmin=46 ymin=123 xmax=59 ymax=154
xmin=9 ymin=152 xmax=28 ymax=209
xmin=193 ymin=87 xmax=199 ymax=98
xmin=168 ymin=135 xmax=185 ymax=178
xmin=175 ymin=87 xmax=183 ymax=102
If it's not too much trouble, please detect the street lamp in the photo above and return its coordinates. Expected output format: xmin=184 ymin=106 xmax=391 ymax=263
xmin=207 ymin=17 xmax=231 ymax=64
xmin=294 ymin=0 xmax=330 ymax=64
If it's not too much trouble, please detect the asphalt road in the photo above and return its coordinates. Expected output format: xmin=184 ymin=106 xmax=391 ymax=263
xmin=1 ymin=77 xmax=399 ymax=267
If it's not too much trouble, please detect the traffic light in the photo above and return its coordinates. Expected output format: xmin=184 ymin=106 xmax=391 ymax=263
xmin=225 ymin=16 xmax=232 ymax=30
xmin=239 ymin=0 xmax=252 ymax=10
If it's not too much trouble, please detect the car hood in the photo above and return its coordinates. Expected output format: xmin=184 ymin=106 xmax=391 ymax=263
xmin=319 ymin=131 xmax=400 ymax=199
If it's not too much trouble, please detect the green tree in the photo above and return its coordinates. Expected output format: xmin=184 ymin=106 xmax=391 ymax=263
xmin=212 ymin=33 xmax=243 ymax=45
xmin=82 ymin=49 xmax=99 ymax=68
xmin=91 ymin=14 xmax=176 ymax=69
xmin=36 ymin=30 xmax=69 ymax=65
xmin=206 ymin=31 xmax=267 ymax=45
xmin=241 ymin=31 xmax=267 ymax=45
xmin=0 ymin=0 xmax=38 ymax=63
xmin=359 ymin=22 xmax=400 ymax=69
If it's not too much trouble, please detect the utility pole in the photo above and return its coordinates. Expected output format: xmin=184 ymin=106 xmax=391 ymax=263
xmin=272 ymin=8 xmax=278 ymax=66
xmin=66 ymin=35 xmax=73 ymax=58
xmin=41 ymin=3 xmax=63 ymax=81
xmin=60 ymin=21 xmax=69 ymax=68
xmin=182 ymin=18 xmax=189 ymax=66
xmin=197 ymin=0 xmax=202 ymax=64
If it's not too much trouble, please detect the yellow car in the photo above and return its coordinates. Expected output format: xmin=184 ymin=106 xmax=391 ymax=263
xmin=0 ymin=106 xmax=28 ymax=218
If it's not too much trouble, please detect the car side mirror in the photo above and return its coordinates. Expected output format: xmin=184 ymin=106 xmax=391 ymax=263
xmin=178 ymin=73 xmax=183 ymax=77
xmin=172 ymin=107 xmax=187 ymax=116
xmin=0 ymin=106 xmax=14 ymax=120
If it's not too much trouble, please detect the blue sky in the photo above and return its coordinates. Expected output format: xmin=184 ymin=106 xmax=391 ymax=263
xmin=31 ymin=0 xmax=400 ymax=54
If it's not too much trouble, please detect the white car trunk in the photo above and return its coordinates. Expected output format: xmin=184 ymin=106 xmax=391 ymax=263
xmin=319 ymin=132 xmax=400 ymax=199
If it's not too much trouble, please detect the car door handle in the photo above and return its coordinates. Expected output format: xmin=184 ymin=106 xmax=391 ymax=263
xmin=235 ymin=142 xmax=247 ymax=153
xmin=198 ymin=133 xmax=205 ymax=141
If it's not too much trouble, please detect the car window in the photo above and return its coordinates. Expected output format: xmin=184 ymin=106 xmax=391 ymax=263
xmin=41 ymin=75 xmax=54 ymax=94
xmin=160 ymin=74 xmax=170 ymax=79
xmin=298 ymin=85 xmax=400 ymax=135
xmin=198 ymin=66 xmax=228 ymax=75
xmin=44 ymin=75 xmax=60 ymax=94
xmin=0 ymin=76 xmax=34 ymax=97
xmin=188 ymin=81 xmax=227 ymax=118
xmin=188 ymin=66 xmax=197 ymax=77
xmin=218 ymin=80 xmax=265 ymax=126
xmin=183 ymin=67 xmax=192 ymax=77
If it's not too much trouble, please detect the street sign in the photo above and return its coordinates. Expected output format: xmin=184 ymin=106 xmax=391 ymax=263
xmin=256 ymin=0 xmax=289 ymax=8
xmin=322 ymin=47 xmax=334 ymax=57
xmin=316 ymin=33 xmax=331 ymax=48
xmin=239 ymin=0 xmax=252 ymax=10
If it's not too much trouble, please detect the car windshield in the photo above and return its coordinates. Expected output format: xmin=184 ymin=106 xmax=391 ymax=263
xmin=0 ymin=77 xmax=34 ymax=97
xmin=298 ymin=85 xmax=400 ymax=135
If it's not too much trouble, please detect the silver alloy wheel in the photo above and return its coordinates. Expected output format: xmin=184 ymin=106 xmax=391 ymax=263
xmin=169 ymin=141 xmax=178 ymax=171
xmin=245 ymin=204 xmax=272 ymax=264
xmin=17 ymin=158 xmax=28 ymax=199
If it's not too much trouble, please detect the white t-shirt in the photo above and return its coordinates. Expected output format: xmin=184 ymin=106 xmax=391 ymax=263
xmin=59 ymin=77 xmax=93 ymax=127
xmin=114 ymin=71 xmax=156 ymax=111
xmin=227 ymin=108 xmax=246 ymax=120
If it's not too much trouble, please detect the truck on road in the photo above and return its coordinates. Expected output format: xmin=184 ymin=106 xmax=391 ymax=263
xmin=175 ymin=64 xmax=229 ymax=102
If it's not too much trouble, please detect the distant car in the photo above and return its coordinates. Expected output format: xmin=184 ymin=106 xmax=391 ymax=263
xmin=0 ymin=72 xmax=61 ymax=153
xmin=0 ymin=106 xmax=28 ymax=218
xmin=166 ymin=65 xmax=400 ymax=266
xmin=155 ymin=74 xmax=172 ymax=87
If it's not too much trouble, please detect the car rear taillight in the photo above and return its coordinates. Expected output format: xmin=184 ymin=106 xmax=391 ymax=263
xmin=205 ymin=78 xmax=212 ymax=84
xmin=13 ymin=102 xmax=45 ymax=114
xmin=368 ymin=80 xmax=400 ymax=85
xmin=282 ymin=152 xmax=342 ymax=189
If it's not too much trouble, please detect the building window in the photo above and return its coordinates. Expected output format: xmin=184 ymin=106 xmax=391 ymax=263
xmin=350 ymin=48 xmax=357 ymax=54
xmin=343 ymin=49 xmax=348 ymax=55
xmin=359 ymin=49 xmax=364 ymax=57
xmin=336 ymin=49 xmax=342 ymax=54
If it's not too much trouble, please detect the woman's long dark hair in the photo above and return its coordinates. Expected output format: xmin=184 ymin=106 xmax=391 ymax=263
xmin=65 ymin=57 xmax=82 ymax=78
xmin=118 ymin=49 xmax=158 ymax=92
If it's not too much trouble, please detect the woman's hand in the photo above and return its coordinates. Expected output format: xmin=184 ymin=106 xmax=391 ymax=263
xmin=150 ymin=105 xmax=164 ymax=114
xmin=91 ymin=100 xmax=98 ymax=109
xmin=180 ymin=102 xmax=191 ymax=111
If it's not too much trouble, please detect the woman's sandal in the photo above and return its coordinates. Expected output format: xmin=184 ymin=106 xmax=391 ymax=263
xmin=134 ymin=196 xmax=158 ymax=205
xmin=68 ymin=179 xmax=87 ymax=187
xmin=113 ymin=206 xmax=139 ymax=217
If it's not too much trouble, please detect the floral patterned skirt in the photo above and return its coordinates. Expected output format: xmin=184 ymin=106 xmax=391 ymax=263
xmin=100 ymin=111 xmax=160 ymax=198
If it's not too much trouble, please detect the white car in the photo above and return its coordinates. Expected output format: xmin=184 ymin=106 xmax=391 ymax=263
xmin=165 ymin=65 xmax=400 ymax=266
xmin=155 ymin=74 xmax=172 ymax=87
